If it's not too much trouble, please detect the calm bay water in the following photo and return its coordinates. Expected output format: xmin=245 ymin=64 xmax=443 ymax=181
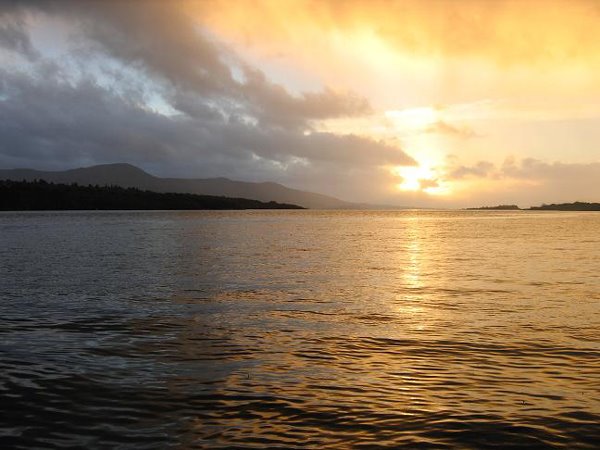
xmin=1 ymin=210 xmax=599 ymax=449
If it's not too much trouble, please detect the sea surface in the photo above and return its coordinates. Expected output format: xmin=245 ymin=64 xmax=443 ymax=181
xmin=1 ymin=210 xmax=599 ymax=449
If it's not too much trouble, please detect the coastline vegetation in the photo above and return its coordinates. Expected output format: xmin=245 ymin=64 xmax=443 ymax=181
xmin=0 ymin=180 xmax=304 ymax=211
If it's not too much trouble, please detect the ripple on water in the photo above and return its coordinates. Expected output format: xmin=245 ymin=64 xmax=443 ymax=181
xmin=1 ymin=210 xmax=599 ymax=448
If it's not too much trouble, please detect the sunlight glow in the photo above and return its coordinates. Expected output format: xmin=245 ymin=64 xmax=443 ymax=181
xmin=393 ymin=164 xmax=450 ymax=196
xmin=385 ymin=107 xmax=440 ymax=130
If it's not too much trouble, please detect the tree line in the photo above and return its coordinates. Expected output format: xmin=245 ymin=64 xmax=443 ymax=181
xmin=0 ymin=180 xmax=304 ymax=211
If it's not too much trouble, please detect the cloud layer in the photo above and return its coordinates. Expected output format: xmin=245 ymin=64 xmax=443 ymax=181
xmin=1 ymin=1 xmax=599 ymax=207
xmin=445 ymin=157 xmax=600 ymax=206
xmin=201 ymin=0 xmax=600 ymax=66
xmin=0 ymin=1 xmax=413 ymax=201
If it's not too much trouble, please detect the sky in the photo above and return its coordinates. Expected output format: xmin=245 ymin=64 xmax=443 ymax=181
xmin=1 ymin=0 xmax=599 ymax=208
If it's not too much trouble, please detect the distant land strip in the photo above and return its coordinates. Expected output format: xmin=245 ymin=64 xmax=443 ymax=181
xmin=467 ymin=202 xmax=600 ymax=211
xmin=0 ymin=180 xmax=304 ymax=211
xmin=465 ymin=204 xmax=520 ymax=210
xmin=0 ymin=163 xmax=356 ymax=209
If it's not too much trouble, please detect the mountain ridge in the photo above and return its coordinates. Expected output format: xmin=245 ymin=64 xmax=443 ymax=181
xmin=0 ymin=163 xmax=359 ymax=209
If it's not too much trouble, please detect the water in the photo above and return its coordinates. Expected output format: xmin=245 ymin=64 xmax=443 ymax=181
xmin=1 ymin=210 xmax=599 ymax=449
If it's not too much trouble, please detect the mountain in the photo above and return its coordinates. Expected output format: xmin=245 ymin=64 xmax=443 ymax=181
xmin=0 ymin=163 xmax=357 ymax=209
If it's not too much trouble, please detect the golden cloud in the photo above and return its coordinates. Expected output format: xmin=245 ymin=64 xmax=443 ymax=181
xmin=195 ymin=0 xmax=600 ymax=66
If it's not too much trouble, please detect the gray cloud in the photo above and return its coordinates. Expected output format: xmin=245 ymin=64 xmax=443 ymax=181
xmin=60 ymin=0 xmax=372 ymax=129
xmin=0 ymin=65 xmax=411 ymax=191
xmin=0 ymin=6 xmax=38 ymax=59
xmin=448 ymin=160 xmax=495 ymax=179
xmin=501 ymin=157 xmax=600 ymax=181
xmin=0 ymin=0 xmax=415 ymax=202
xmin=240 ymin=67 xmax=372 ymax=128
xmin=450 ymin=157 xmax=600 ymax=183
xmin=445 ymin=157 xmax=600 ymax=205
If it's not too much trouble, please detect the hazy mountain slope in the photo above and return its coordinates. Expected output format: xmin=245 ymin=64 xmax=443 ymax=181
xmin=0 ymin=163 xmax=357 ymax=209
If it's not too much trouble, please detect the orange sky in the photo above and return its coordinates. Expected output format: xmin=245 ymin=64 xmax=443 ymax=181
xmin=193 ymin=0 xmax=600 ymax=206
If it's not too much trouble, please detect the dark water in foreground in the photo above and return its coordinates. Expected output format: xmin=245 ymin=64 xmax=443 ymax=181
xmin=1 ymin=210 xmax=599 ymax=449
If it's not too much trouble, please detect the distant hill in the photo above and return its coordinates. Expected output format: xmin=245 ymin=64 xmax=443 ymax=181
xmin=0 ymin=163 xmax=357 ymax=209
xmin=0 ymin=180 xmax=303 ymax=211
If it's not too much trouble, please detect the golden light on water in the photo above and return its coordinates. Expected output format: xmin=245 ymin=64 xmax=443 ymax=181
xmin=4 ymin=1 xmax=600 ymax=447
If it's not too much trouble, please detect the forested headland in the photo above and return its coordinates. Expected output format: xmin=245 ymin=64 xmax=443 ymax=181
xmin=0 ymin=180 xmax=304 ymax=210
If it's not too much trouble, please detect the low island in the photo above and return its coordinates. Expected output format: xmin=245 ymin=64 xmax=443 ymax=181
xmin=466 ymin=202 xmax=600 ymax=211
xmin=0 ymin=180 xmax=304 ymax=211
xmin=529 ymin=202 xmax=600 ymax=211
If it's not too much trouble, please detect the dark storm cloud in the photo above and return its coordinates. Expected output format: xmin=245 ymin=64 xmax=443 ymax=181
xmin=0 ymin=6 xmax=37 ymax=59
xmin=0 ymin=68 xmax=176 ymax=169
xmin=0 ymin=0 xmax=414 ymax=195
xmin=60 ymin=0 xmax=373 ymax=128
xmin=0 ymin=65 xmax=410 ymax=182
xmin=239 ymin=67 xmax=372 ymax=128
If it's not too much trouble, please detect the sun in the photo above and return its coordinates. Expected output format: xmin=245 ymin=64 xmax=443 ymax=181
xmin=392 ymin=163 xmax=450 ymax=196
xmin=395 ymin=165 xmax=431 ymax=191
